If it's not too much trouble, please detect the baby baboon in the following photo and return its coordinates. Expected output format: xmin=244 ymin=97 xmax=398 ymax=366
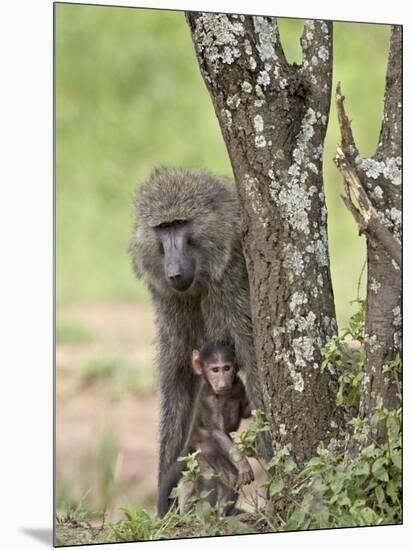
xmin=157 ymin=341 xmax=254 ymax=518
xmin=129 ymin=168 xmax=272 ymax=513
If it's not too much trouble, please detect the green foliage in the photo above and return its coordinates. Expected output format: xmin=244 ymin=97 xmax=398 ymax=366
xmin=105 ymin=324 xmax=401 ymax=540
xmin=284 ymin=400 xmax=401 ymax=530
xmin=172 ymin=451 xmax=252 ymax=536
xmin=64 ymin=394 xmax=400 ymax=542
xmin=233 ymin=411 xmax=401 ymax=531
xmin=321 ymin=300 xmax=366 ymax=406
xmin=383 ymin=354 xmax=402 ymax=399
xmin=109 ymin=449 xmax=253 ymax=542
xmin=109 ymin=507 xmax=177 ymax=541
xmin=56 ymin=491 xmax=92 ymax=526
xmin=231 ymin=304 xmax=401 ymax=531
xmin=109 ymin=501 xmax=252 ymax=542
xmin=231 ymin=408 xmax=270 ymax=460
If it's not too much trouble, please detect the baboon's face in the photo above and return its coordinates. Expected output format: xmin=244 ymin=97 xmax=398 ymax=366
xmin=204 ymin=354 xmax=236 ymax=396
xmin=154 ymin=220 xmax=196 ymax=293
xmin=192 ymin=349 xmax=236 ymax=396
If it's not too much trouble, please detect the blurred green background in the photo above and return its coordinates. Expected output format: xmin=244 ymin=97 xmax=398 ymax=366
xmin=56 ymin=3 xmax=390 ymax=329
xmin=55 ymin=4 xmax=391 ymax=529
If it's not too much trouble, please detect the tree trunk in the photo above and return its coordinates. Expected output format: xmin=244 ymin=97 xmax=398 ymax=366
xmin=187 ymin=13 xmax=344 ymax=466
xmin=334 ymin=26 xmax=401 ymax=430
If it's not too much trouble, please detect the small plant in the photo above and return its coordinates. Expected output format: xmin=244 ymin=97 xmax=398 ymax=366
xmin=56 ymin=490 xmax=92 ymax=526
xmin=231 ymin=409 xmax=270 ymax=468
xmin=321 ymin=300 xmax=366 ymax=406
xmin=382 ymin=354 xmax=402 ymax=399
xmin=109 ymin=507 xmax=177 ymax=541
xmin=172 ymin=451 xmax=252 ymax=536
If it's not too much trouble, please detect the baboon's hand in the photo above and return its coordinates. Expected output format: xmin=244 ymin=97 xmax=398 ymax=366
xmin=238 ymin=460 xmax=254 ymax=485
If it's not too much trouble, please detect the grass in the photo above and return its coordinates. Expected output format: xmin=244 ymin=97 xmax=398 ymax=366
xmin=56 ymin=319 xmax=94 ymax=345
xmin=55 ymin=5 xmax=391 ymax=330
xmin=78 ymin=356 xmax=155 ymax=393
xmin=56 ymin=427 xmax=120 ymax=524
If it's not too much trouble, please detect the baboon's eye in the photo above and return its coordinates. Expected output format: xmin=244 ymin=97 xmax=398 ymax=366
xmin=212 ymin=367 xmax=219 ymax=373
xmin=158 ymin=241 xmax=164 ymax=256
xmin=224 ymin=365 xmax=231 ymax=371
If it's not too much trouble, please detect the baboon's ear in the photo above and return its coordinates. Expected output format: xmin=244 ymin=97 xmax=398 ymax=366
xmin=192 ymin=350 xmax=203 ymax=375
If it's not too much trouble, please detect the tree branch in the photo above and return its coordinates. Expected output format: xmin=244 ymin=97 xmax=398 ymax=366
xmin=300 ymin=20 xmax=333 ymax=97
xmin=376 ymin=25 xmax=402 ymax=158
xmin=335 ymin=82 xmax=358 ymax=158
xmin=334 ymin=147 xmax=401 ymax=267
xmin=187 ymin=12 xmax=345 ymax=464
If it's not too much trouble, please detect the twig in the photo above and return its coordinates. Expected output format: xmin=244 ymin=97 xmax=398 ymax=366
xmin=334 ymin=148 xmax=401 ymax=267
xmin=356 ymin=259 xmax=367 ymax=302
xmin=334 ymin=84 xmax=401 ymax=267
xmin=335 ymin=83 xmax=358 ymax=157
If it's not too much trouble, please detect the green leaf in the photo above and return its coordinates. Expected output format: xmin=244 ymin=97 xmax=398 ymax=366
xmin=284 ymin=458 xmax=298 ymax=473
xmin=372 ymin=458 xmax=389 ymax=481
xmin=313 ymin=504 xmax=330 ymax=527
xmin=391 ymin=450 xmax=401 ymax=470
xmin=337 ymin=493 xmax=351 ymax=507
xmin=285 ymin=508 xmax=306 ymax=530
xmin=360 ymin=506 xmax=379 ymax=525
xmin=354 ymin=461 xmax=369 ymax=476
xmin=331 ymin=476 xmax=344 ymax=495
xmin=386 ymin=415 xmax=400 ymax=443
xmin=195 ymin=500 xmax=211 ymax=522
xmin=386 ymin=479 xmax=400 ymax=503
xmin=224 ymin=517 xmax=252 ymax=534
xmin=375 ymin=485 xmax=385 ymax=506
xmin=266 ymin=455 xmax=280 ymax=470
xmin=373 ymin=468 xmax=389 ymax=482
xmin=361 ymin=444 xmax=377 ymax=458
xmin=269 ymin=477 xmax=284 ymax=496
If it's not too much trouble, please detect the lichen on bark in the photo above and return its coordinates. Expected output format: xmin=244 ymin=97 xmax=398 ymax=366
xmin=334 ymin=26 xmax=402 ymax=432
xmin=187 ymin=12 xmax=344 ymax=466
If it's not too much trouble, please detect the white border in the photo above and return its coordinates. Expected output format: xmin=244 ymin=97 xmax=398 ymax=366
xmin=0 ymin=1 xmax=410 ymax=549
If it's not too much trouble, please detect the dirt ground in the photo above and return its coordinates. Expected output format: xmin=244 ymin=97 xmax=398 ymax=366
xmin=56 ymin=303 xmax=265 ymax=526
xmin=56 ymin=303 xmax=159 ymax=521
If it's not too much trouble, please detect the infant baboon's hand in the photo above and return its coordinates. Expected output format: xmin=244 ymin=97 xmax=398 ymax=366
xmin=238 ymin=460 xmax=254 ymax=485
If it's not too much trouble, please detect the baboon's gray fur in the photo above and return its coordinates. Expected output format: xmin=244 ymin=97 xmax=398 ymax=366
xmin=129 ymin=167 xmax=271 ymax=498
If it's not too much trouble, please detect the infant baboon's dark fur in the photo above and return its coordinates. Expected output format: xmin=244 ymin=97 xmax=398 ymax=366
xmin=129 ymin=168 xmax=272 ymax=514
xmin=157 ymin=341 xmax=254 ymax=517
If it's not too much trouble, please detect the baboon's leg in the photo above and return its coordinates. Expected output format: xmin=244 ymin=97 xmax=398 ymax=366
xmin=158 ymin=364 xmax=196 ymax=486
xmin=197 ymin=472 xmax=219 ymax=508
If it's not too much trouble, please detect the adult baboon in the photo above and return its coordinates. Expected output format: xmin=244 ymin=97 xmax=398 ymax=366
xmin=129 ymin=168 xmax=271 ymax=513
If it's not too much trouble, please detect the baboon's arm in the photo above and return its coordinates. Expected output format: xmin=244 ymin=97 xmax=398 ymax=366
xmin=212 ymin=428 xmax=254 ymax=484
xmin=211 ymin=428 xmax=243 ymax=464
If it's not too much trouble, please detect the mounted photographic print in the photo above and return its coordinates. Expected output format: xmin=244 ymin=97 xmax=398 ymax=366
xmin=54 ymin=2 xmax=402 ymax=546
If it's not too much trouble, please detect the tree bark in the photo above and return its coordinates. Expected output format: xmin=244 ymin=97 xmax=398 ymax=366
xmin=334 ymin=26 xmax=402 ymax=425
xmin=187 ymin=13 xmax=344 ymax=466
